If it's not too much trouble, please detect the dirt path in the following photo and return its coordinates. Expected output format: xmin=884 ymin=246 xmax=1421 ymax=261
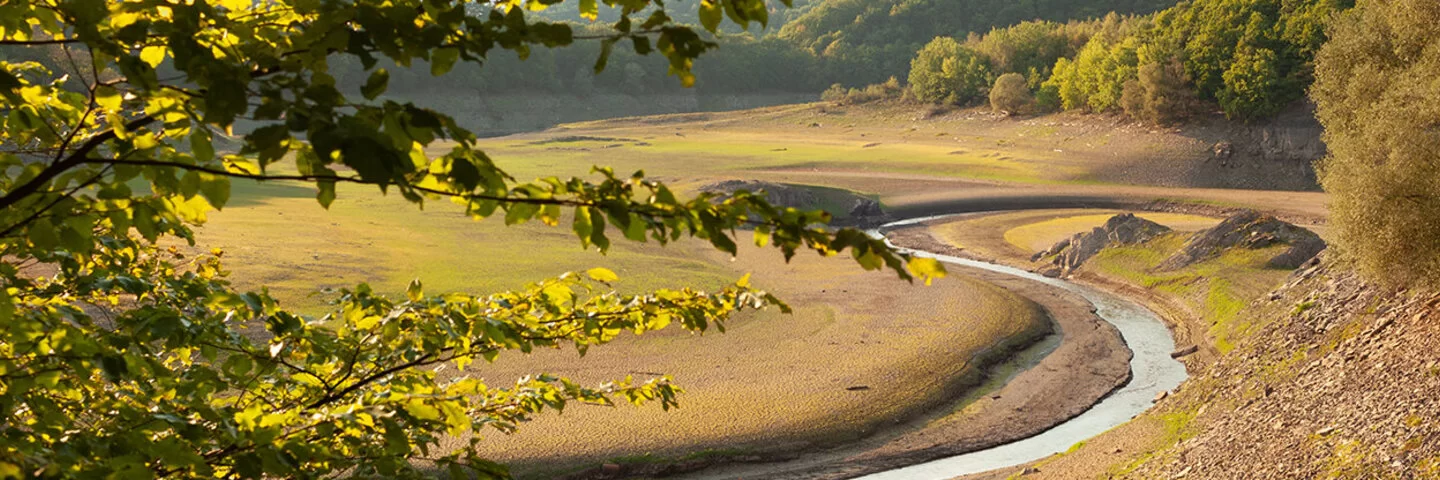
xmin=751 ymin=169 xmax=1328 ymax=226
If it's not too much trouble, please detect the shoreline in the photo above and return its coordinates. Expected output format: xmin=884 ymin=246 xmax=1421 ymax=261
xmin=562 ymin=225 xmax=1138 ymax=480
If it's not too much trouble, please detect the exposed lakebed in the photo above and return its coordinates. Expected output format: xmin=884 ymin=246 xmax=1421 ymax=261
xmin=859 ymin=216 xmax=1189 ymax=478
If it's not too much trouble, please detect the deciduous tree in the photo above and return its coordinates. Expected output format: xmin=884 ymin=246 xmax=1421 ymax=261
xmin=0 ymin=1 xmax=944 ymax=478
xmin=1313 ymin=0 xmax=1440 ymax=287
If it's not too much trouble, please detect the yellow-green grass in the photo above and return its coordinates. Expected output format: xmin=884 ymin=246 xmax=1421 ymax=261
xmin=1088 ymin=233 xmax=1292 ymax=353
xmin=193 ymin=177 xmax=736 ymax=314
xmin=1002 ymin=213 xmax=1221 ymax=253
xmin=470 ymin=131 xmax=1075 ymax=187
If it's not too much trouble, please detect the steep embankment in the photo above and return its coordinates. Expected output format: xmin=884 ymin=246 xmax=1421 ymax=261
xmin=1000 ymin=256 xmax=1440 ymax=479
xmin=929 ymin=211 xmax=1437 ymax=478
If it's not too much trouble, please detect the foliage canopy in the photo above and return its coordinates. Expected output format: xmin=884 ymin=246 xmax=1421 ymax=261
xmin=0 ymin=0 xmax=945 ymax=478
xmin=1313 ymin=0 xmax=1440 ymax=287
xmin=908 ymin=37 xmax=993 ymax=105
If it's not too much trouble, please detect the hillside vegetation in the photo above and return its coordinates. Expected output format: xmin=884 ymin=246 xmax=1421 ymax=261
xmin=897 ymin=0 xmax=1351 ymax=122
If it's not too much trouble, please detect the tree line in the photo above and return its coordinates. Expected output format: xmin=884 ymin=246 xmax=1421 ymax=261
xmin=329 ymin=0 xmax=1175 ymax=99
xmin=901 ymin=0 xmax=1354 ymax=122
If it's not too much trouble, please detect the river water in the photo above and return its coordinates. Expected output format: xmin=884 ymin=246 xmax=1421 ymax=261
xmin=857 ymin=216 xmax=1189 ymax=479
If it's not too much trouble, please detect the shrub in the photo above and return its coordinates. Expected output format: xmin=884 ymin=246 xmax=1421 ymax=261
xmin=820 ymin=77 xmax=905 ymax=105
xmin=1313 ymin=0 xmax=1440 ymax=287
xmin=989 ymin=73 xmax=1031 ymax=114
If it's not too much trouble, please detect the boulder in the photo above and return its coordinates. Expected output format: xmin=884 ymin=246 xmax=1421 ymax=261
xmin=1158 ymin=210 xmax=1325 ymax=271
xmin=849 ymin=198 xmax=884 ymax=218
xmin=1043 ymin=214 xmax=1172 ymax=272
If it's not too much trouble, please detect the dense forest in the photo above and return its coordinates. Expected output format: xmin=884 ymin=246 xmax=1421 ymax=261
xmin=903 ymin=0 xmax=1353 ymax=121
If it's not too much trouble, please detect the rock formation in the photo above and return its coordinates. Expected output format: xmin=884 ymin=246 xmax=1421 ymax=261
xmin=1159 ymin=210 xmax=1325 ymax=270
xmin=1034 ymin=214 xmax=1172 ymax=273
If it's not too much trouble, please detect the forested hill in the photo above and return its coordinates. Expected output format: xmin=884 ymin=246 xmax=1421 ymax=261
xmin=777 ymin=0 xmax=1176 ymax=85
xmin=529 ymin=0 xmax=814 ymax=32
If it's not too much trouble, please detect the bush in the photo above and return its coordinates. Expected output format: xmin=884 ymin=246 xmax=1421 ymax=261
xmin=1313 ymin=0 xmax=1440 ymax=287
xmin=909 ymin=37 xmax=994 ymax=105
xmin=989 ymin=73 xmax=1031 ymax=114
xmin=821 ymin=77 xmax=906 ymax=105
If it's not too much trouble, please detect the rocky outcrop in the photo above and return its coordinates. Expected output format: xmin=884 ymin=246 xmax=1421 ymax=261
xmin=699 ymin=180 xmax=888 ymax=226
xmin=849 ymin=198 xmax=884 ymax=218
xmin=1159 ymin=210 xmax=1325 ymax=271
xmin=701 ymin=180 xmax=819 ymax=209
xmin=1033 ymin=214 xmax=1172 ymax=273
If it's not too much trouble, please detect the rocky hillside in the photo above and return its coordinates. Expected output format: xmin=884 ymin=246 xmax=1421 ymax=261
xmin=991 ymin=254 xmax=1440 ymax=479
xmin=1125 ymin=257 xmax=1440 ymax=478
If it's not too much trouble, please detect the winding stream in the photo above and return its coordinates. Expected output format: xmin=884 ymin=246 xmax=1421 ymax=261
xmin=858 ymin=215 xmax=1189 ymax=479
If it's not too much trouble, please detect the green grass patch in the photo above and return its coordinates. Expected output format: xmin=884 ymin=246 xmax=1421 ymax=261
xmin=1089 ymin=233 xmax=1293 ymax=353
xmin=196 ymin=177 xmax=736 ymax=314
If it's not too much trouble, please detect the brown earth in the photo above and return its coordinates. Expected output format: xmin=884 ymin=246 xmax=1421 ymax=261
xmin=970 ymin=256 xmax=1440 ymax=479
xmin=452 ymin=243 xmax=1055 ymax=479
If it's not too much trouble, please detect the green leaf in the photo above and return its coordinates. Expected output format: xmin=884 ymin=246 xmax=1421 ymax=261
xmin=95 ymin=85 xmax=122 ymax=112
xmin=180 ymin=170 xmax=201 ymax=199
xmin=139 ymin=46 xmax=166 ymax=68
xmin=27 ymin=218 xmax=58 ymax=250
xmin=586 ymin=267 xmax=619 ymax=282
xmin=190 ymin=128 xmax=214 ymax=162
xmin=431 ymin=48 xmax=460 ymax=76
xmin=317 ymin=180 xmax=336 ymax=209
xmin=699 ymin=1 xmax=723 ymax=33
xmin=594 ymin=39 xmax=615 ymax=74
xmin=198 ymin=172 xmax=230 ymax=209
xmin=573 ymin=206 xmax=594 ymax=247
xmin=579 ymin=0 xmax=598 ymax=20
xmin=362 ymin=68 xmax=389 ymax=100
xmin=504 ymin=202 xmax=539 ymax=225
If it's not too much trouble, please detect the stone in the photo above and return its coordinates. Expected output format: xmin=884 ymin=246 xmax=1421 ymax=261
xmin=1171 ymin=345 xmax=1200 ymax=358
xmin=1046 ymin=214 xmax=1171 ymax=271
xmin=849 ymin=198 xmax=884 ymax=218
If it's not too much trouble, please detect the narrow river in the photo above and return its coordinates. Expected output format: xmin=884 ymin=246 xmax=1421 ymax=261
xmin=859 ymin=216 xmax=1189 ymax=479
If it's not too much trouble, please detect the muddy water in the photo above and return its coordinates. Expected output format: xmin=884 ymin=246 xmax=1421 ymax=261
xmin=859 ymin=216 xmax=1188 ymax=479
